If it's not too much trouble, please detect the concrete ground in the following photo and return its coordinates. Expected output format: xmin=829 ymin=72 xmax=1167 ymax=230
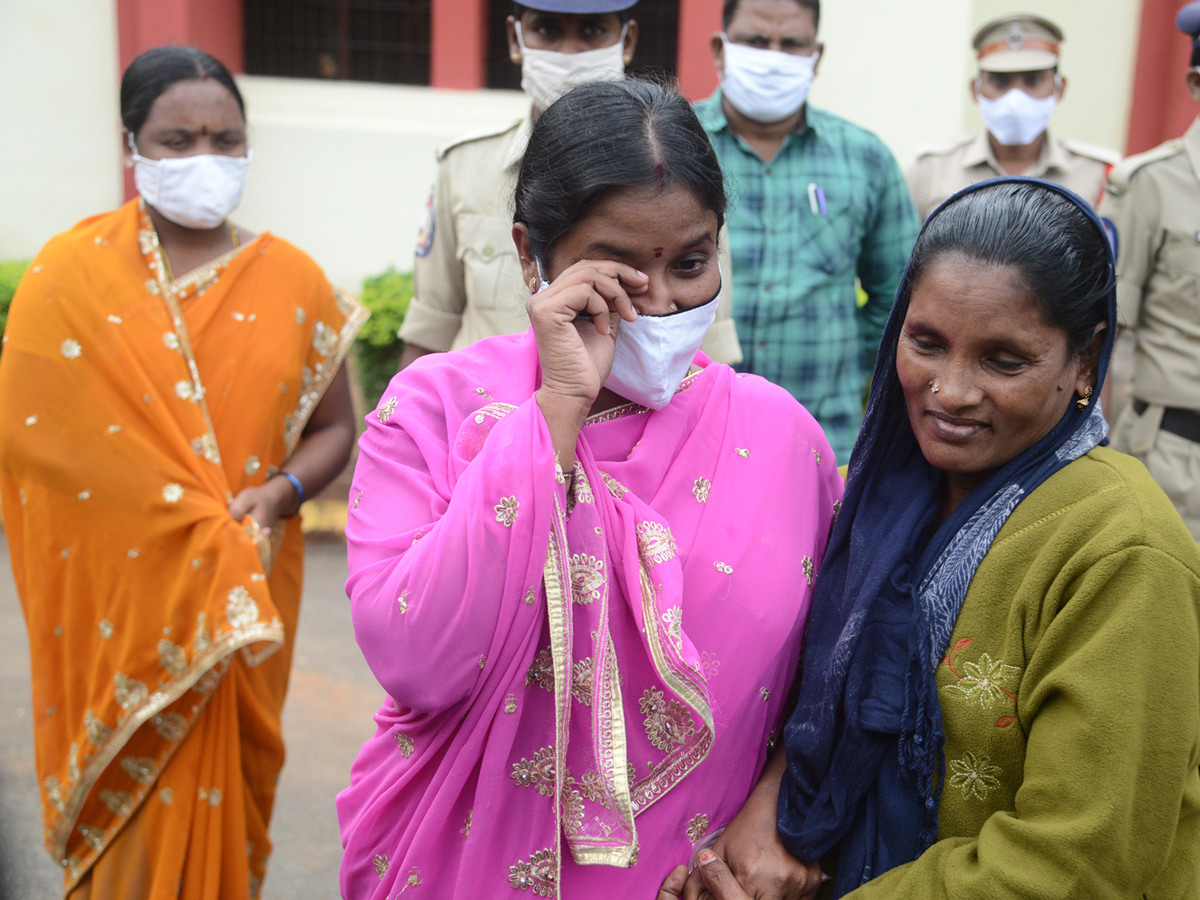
xmin=0 ymin=531 xmax=382 ymax=900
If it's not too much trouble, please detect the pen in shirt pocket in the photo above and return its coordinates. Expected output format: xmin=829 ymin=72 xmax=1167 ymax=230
xmin=808 ymin=182 xmax=827 ymax=216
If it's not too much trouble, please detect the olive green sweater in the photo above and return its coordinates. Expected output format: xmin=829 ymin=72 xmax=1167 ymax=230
xmin=849 ymin=447 xmax=1200 ymax=900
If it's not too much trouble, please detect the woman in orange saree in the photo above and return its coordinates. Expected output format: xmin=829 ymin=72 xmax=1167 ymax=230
xmin=0 ymin=47 xmax=367 ymax=898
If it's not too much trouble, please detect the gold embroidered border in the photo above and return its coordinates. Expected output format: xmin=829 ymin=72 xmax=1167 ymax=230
xmin=542 ymin=497 xmax=571 ymax=896
xmin=583 ymin=370 xmax=703 ymax=425
xmin=52 ymin=622 xmax=284 ymax=890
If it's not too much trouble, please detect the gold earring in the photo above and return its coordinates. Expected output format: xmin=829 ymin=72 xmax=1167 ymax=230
xmin=528 ymin=276 xmax=539 ymax=293
xmin=1076 ymin=386 xmax=1093 ymax=409
xmin=930 ymin=382 xmax=940 ymax=394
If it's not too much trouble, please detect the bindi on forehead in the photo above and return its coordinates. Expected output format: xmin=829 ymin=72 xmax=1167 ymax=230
xmin=654 ymin=247 xmax=663 ymax=257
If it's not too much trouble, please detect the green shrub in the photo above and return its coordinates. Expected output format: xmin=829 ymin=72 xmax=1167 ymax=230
xmin=352 ymin=267 xmax=412 ymax=407
xmin=0 ymin=260 xmax=31 ymax=353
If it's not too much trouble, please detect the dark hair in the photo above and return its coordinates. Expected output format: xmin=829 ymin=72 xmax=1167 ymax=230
xmin=514 ymin=79 xmax=726 ymax=266
xmin=513 ymin=3 xmax=633 ymax=25
xmin=902 ymin=181 xmax=1112 ymax=354
xmin=723 ymin=0 xmax=819 ymax=30
xmin=120 ymin=46 xmax=245 ymax=137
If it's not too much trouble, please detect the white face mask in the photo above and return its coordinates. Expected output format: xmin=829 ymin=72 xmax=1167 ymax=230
xmin=516 ymin=21 xmax=627 ymax=112
xmin=976 ymin=82 xmax=1058 ymax=147
xmin=719 ymin=35 xmax=818 ymax=124
xmin=537 ymin=262 xmax=719 ymax=410
xmin=129 ymin=136 xmax=251 ymax=230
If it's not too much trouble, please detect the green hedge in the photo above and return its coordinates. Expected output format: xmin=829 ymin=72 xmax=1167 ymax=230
xmin=352 ymin=267 xmax=411 ymax=408
xmin=0 ymin=260 xmax=30 ymax=351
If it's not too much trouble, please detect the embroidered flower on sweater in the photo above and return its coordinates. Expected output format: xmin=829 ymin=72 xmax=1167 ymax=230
xmin=948 ymin=751 xmax=1001 ymax=800
xmin=943 ymin=651 xmax=1020 ymax=709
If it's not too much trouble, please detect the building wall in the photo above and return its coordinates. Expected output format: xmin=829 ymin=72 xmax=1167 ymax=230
xmin=0 ymin=0 xmax=1150 ymax=291
xmin=0 ymin=1 xmax=122 ymax=262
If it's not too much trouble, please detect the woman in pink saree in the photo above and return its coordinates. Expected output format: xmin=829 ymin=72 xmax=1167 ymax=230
xmin=337 ymin=79 xmax=842 ymax=898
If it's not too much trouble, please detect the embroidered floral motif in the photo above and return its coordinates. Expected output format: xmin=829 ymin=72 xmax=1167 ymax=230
xmin=198 ymin=787 xmax=223 ymax=806
xmin=396 ymin=733 xmax=415 ymax=757
xmin=524 ymin=588 xmax=536 ymax=605
xmin=194 ymin=612 xmax=211 ymax=654
xmin=377 ymin=397 xmax=398 ymax=423
xmin=525 ymin=648 xmax=554 ymax=692
xmin=561 ymin=783 xmax=585 ymax=836
xmin=572 ymin=658 xmax=594 ymax=706
xmin=601 ymin=472 xmax=628 ymax=498
xmin=941 ymin=639 xmax=1020 ymax=728
xmin=713 ymin=561 xmax=733 ymax=574
xmin=24 ymin=415 xmax=37 ymax=426
xmin=294 ymin=307 xmax=306 ymax=325
xmin=353 ymin=491 xmax=363 ymax=509
xmin=735 ymin=447 xmax=749 ymax=458
xmin=700 ymin=650 xmax=720 ymax=680
xmin=226 ymin=586 xmax=259 ymax=629
xmin=802 ymin=555 xmax=814 ymax=585
xmin=162 ymin=331 xmax=180 ymax=351
xmin=569 ymin=554 xmax=605 ymax=605
xmin=504 ymin=695 xmax=518 ymax=714
xmin=162 ymin=483 xmax=184 ymax=504
xmin=639 ymin=687 xmax=695 ymax=751
xmin=508 ymin=848 xmax=557 ymax=895
xmin=79 ymin=825 xmax=105 ymax=850
xmin=153 ymin=712 xmax=187 ymax=742
xmin=510 ymin=746 xmax=556 ymax=797
xmin=397 ymin=590 xmax=409 ymax=614
xmin=244 ymin=456 xmax=261 ymax=476
xmin=396 ymin=867 xmax=423 ymax=892
xmin=312 ymin=320 xmax=337 ymax=356
xmin=476 ymin=387 xmax=492 ymax=399
xmin=832 ymin=500 xmax=842 ymax=522
xmin=462 ymin=810 xmax=473 ymax=838
xmin=174 ymin=380 xmax=194 ymax=401
xmin=686 ymin=813 xmax=710 ymax=842
xmin=120 ymin=756 xmax=157 ymax=786
xmin=114 ymin=673 xmax=148 ymax=711
xmin=636 ymin=521 xmax=678 ymax=565
xmin=479 ymin=654 xmax=487 ymax=669
xmin=692 ymin=477 xmax=711 ymax=502
xmin=45 ymin=777 xmax=64 ymax=813
xmin=374 ymin=854 xmax=389 ymax=878
xmin=100 ymin=789 xmax=134 ymax=817
xmin=158 ymin=639 xmax=187 ymax=677
xmin=572 ymin=466 xmax=595 ymax=504
xmin=84 ymin=711 xmax=112 ymax=746
xmin=948 ymin=751 xmax=1001 ymax=800
xmin=579 ymin=769 xmax=605 ymax=803
xmin=662 ymin=606 xmax=684 ymax=653
xmin=60 ymin=339 xmax=82 ymax=359
xmin=191 ymin=434 xmax=220 ymax=464
xmin=760 ymin=687 xmax=770 ymax=701
xmin=160 ymin=787 xmax=174 ymax=804
xmin=494 ymin=496 xmax=520 ymax=527
xmin=99 ymin=620 xmax=114 ymax=639
xmin=811 ymin=448 xmax=821 ymax=465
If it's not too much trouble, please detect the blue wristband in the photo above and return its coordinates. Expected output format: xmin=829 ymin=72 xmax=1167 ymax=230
xmin=280 ymin=471 xmax=305 ymax=512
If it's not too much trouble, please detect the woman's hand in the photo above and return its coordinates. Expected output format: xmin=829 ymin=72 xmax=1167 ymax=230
xmin=657 ymin=852 xmax=754 ymax=900
xmin=682 ymin=752 xmax=824 ymax=900
xmin=529 ymin=259 xmax=645 ymax=468
xmin=229 ymin=475 xmax=298 ymax=537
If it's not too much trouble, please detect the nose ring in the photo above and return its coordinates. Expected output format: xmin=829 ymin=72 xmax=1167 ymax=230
xmin=930 ymin=381 xmax=940 ymax=394
xmin=668 ymin=302 xmax=679 ymax=312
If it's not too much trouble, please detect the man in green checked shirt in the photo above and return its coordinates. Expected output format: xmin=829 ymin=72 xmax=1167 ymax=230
xmin=696 ymin=0 xmax=919 ymax=462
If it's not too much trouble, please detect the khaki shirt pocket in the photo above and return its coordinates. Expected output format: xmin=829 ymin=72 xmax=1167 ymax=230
xmin=457 ymin=214 xmax=523 ymax=310
xmin=1154 ymin=228 xmax=1200 ymax=320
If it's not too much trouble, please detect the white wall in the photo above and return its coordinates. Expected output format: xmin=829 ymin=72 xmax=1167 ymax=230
xmin=234 ymin=77 xmax=529 ymax=291
xmin=0 ymin=2 xmax=122 ymax=262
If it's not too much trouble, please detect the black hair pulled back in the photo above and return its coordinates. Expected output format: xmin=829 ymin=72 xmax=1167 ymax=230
xmin=513 ymin=78 xmax=726 ymax=267
xmin=120 ymin=46 xmax=245 ymax=139
xmin=902 ymin=181 xmax=1112 ymax=354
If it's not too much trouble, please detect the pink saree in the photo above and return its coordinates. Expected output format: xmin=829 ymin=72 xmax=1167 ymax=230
xmin=337 ymin=330 xmax=842 ymax=898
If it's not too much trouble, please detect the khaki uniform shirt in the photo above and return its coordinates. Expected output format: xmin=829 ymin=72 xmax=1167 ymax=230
xmin=906 ymin=129 xmax=1118 ymax=220
xmin=400 ymin=117 xmax=743 ymax=363
xmin=1100 ymin=117 xmax=1200 ymax=412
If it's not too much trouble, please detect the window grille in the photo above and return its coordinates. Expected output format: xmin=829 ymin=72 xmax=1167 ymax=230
xmin=245 ymin=0 xmax=432 ymax=85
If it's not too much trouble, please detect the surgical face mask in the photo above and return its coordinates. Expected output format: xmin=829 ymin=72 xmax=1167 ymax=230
xmin=516 ymin=21 xmax=627 ymax=112
xmin=536 ymin=261 xmax=720 ymax=410
xmin=976 ymin=81 xmax=1059 ymax=147
xmin=129 ymin=136 xmax=252 ymax=230
xmin=719 ymin=35 xmax=818 ymax=124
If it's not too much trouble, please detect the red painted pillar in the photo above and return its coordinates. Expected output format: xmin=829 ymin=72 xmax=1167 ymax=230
xmin=432 ymin=0 xmax=487 ymax=89
xmin=1126 ymin=0 xmax=1197 ymax=154
xmin=676 ymin=0 xmax=723 ymax=101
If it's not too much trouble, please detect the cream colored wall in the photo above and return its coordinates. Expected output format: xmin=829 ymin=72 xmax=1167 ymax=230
xmin=810 ymin=0 xmax=1139 ymax=168
xmin=0 ymin=2 xmax=122 ymax=262
xmin=234 ymin=77 xmax=529 ymax=291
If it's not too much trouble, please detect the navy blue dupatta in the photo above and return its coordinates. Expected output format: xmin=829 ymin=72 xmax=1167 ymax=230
xmin=776 ymin=177 xmax=1117 ymax=895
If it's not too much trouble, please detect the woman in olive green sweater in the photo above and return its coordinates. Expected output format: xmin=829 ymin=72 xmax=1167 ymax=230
xmin=659 ymin=180 xmax=1200 ymax=900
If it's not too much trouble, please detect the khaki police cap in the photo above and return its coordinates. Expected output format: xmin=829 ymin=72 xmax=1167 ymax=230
xmin=972 ymin=14 xmax=1063 ymax=72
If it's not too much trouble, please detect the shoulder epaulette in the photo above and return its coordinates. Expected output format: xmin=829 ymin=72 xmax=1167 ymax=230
xmin=436 ymin=118 xmax=525 ymax=161
xmin=911 ymin=133 xmax=975 ymax=160
xmin=1059 ymin=137 xmax=1121 ymax=166
xmin=1105 ymin=139 xmax=1184 ymax=196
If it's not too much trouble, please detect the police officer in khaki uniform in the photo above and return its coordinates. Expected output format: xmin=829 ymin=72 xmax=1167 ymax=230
xmin=399 ymin=0 xmax=742 ymax=369
xmin=907 ymin=13 xmax=1118 ymax=221
xmin=1101 ymin=1 xmax=1200 ymax=542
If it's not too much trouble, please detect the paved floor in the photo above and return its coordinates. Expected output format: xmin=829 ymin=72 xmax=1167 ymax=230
xmin=0 ymin=534 xmax=383 ymax=900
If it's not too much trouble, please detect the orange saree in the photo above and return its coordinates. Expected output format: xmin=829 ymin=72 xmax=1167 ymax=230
xmin=0 ymin=199 xmax=367 ymax=897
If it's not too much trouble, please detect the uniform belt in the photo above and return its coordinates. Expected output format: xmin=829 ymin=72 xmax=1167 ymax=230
xmin=1132 ymin=400 xmax=1200 ymax=443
